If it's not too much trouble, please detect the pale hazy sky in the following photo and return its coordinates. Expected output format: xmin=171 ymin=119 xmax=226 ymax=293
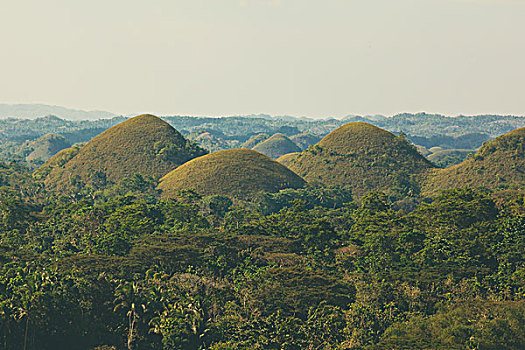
xmin=1 ymin=0 xmax=524 ymax=118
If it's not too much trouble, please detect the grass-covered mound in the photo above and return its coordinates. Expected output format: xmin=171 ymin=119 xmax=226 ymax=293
xmin=422 ymin=127 xmax=525 ymax=194
xmin=25 ymin=133 xmax=71 ymax=163
xmin=158 ymin=149 xmax=305 ymax=199
xmin=242 ymin=133 xmax=269 ymax=149
xmin=276 ymin=152 xmax=300 ymax=168
xmin=282 ymin=122 xmax=434 ymax=197
xmin=41 ymin=114 xmax=206 ymax=191
xmin=427 ymin=149 xmax=475 ymax=168
xmin=252 ymin=133 xmax=301 ymax=159
xmin=33 ymin=143 xmax=84 ymax=180
xmin=290 ymin=133 xmax=321 ymax=150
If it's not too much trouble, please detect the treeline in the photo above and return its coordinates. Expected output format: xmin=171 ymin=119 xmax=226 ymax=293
xmin=0 ymin=164 xmax=524 ymax=349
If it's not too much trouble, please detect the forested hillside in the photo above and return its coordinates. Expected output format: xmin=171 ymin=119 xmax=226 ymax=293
xmin=0 ymin=160 xmax=524 ymax=349
xmin=0 ymin=115 xmax=524 ymax=349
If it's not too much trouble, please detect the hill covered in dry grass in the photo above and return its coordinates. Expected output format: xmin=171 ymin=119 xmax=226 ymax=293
xmin=25 ymin=133 xmax=71 ymax=163
xmin=280 ymin=122 xmax=435 ymax=197
xmin=421 ymin=127 xmax=525 ymax=194
xmin=40 ymin=114 xmax=206 ymax=191
xmin=252 ymin=133 xmax=301 ymax=159
xmin=158 ymin=149 xmax=305 ymax=200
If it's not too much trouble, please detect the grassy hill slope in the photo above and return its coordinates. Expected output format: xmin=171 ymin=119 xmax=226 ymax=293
xmin=421 ymin=127 xmax=525 ymax=194
xmin=290 ymin=133 xmax=321 ymax=150
xmin=41 ymin=114 xmax=207 ymax=191
xmin=158 ymin=149 xmax=305 ymax=199
xmin=276 ymin=152 xmax=300 ymax=168
xmin=33 ymin=144 xmax=83 ymax=180
xmin=282 ymin=122 xmax=434 ymax=197
xmin=252 ymin=133 xmax=301 ymax=159
xmin=25 ymin=133 xmax=71 ymax=163
xmin=242 ymin=133 xmax=269 ymax=149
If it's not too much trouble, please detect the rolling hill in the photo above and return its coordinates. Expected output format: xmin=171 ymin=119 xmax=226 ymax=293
xmin=40 ymin=114 xmax=207 ymax=191
xmin=158 ymin=149 xmax=306 ymax=200
xmin=276 ymin=152 xmax=300 ymax=168
xmin=280 ymin=122 xmax=435 ymax=197
xmin=290 ymin=133 xmax=321 ymax=150
xmin=252 ymin=133 xmax=301 ymax=159
xmin=25 ymin=133 xmax=71 ymax=163
xmin=242 ymin=133 xmax=270 ymax=149
xmin=33 ymin=143 xmax=83 ymax=180
xmin=421 ymin=127 xmax=525 ymax=194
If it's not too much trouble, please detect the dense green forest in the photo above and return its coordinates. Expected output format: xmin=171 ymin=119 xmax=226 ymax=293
xmin=0 ymin=114 xmax=524 ymax=349
xmin=0 ymin=161 xmax=524 ymax=349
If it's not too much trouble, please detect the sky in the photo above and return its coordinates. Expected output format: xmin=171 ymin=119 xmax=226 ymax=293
xmin=1 ymin=0 xmax=524 ymax=118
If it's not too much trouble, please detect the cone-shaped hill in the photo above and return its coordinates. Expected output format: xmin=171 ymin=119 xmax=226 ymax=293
xmin=158 ymin=149 xmax=306 ymax=200
xmin=290 ymin=133 xmax=321 ymax=150
xmin=242 ymin=133 xmax=269 ymax=149
xmin=421 ymin=127 xmax=525 ymax=194
xmin=41 ymin=114 xmax=207 ymax=191
xmin=280 ymin=122 xmax=435 ymax=197
xmin=26 ymin=133 xmax=71 ymax=163
xmin=252 ymin=133 xmax=301 ymax=159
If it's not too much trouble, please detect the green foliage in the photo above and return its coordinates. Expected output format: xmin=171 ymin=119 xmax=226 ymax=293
xmin=376 ymin=302 xmax=525 ymax=350
xmin=259 ymin=184 xmax=353 ymax=214
xmin=0 ymin=155 xmax=524 ymax=349
xmin=427 ymin=149 xmax=475 ymax=167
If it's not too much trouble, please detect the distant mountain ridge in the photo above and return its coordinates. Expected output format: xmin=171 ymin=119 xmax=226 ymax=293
xmin=0 ymin=103 xmax=118 ymax=120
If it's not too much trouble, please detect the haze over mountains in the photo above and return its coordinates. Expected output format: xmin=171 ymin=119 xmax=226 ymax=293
xmin=1 ymin=104 xmax=524 ymax=178
xmin=2 ymin=104 xmax=524 ymax=135
xmin=0 ymin=103 xmax=117 ymax=120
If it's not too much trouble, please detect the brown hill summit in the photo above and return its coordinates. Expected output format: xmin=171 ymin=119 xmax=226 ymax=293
xmin=158 ymin=149 xmax=305 ymax=200
xmin=242 ymin=133 xmax=269 ymax=149
xmin=252 ymin=133 xmax=301 ymax=159
xmin=421 ymin=127 xmax=525 ymax=194
xmin=280 ymin=122 xmax=434 ymax=197
xmin=40 ymin=114 xmax=207 ymax=191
